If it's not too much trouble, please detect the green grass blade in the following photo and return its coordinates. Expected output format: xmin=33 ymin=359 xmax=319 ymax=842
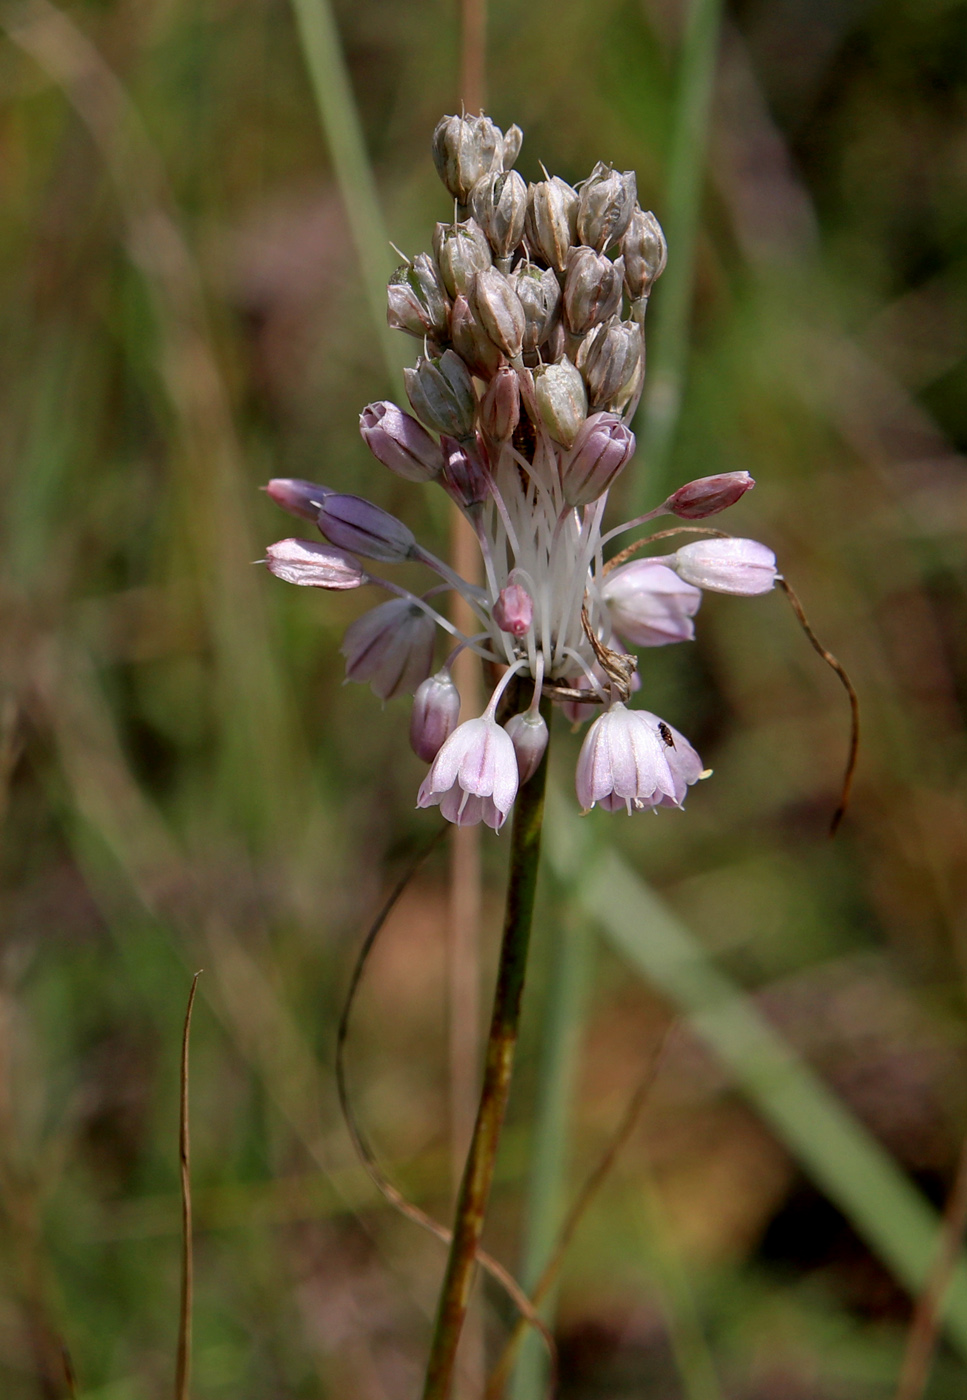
xmin=635 ymin=0 xmax=724 ymax=507
xmin=543 ymin=797 xmax=967 ymax=1361
xmin=287 ymin=0 xmax=399 ymax=387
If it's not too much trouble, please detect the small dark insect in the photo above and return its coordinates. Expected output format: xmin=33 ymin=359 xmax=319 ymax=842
xmin=658 ymin=721 xmax=675 ymax=748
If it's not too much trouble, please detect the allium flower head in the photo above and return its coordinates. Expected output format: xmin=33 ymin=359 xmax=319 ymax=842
xmin=263 ymin=115 xmax=778 ymax=828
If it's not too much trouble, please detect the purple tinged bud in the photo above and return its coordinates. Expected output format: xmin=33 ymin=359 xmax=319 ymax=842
xmin=469 ymin=267 xmax=526 ymax=360
xmin=433 ymin=218 xmax=493 ymax=298
xmin=470 ymin=169 xmax=528 ymax=260
xmin=341 ymin=599 xmax=435 ymax=699
xmin=534 ymin=358 xmax=588 ymax=448
xmin=386 ymin=253 xmax=450 ymax=339
xmin=580 ymin=319 xmax=645 ymax=415
xmin=576 ymin=162 xmax=637 ymax=252
xmin=504 ymin=710 xmax=549 ymax=784
xmin=563 ymin=246 xmax=623 ymax=336
xmin=671 ymin=538 xmax=778 ymax=595
xmin=493 ymin=581 xmax=533 ymax=636
xmin=440 ymin=434 xmax=491 ymax=508
xmin=265 ymin=538 xmax=365 ymax=589
xmin=359 ymin=402 xmax=444 ymax=483
xmin=602 ymin=560 xmax=701 ymax=646
xmin=525 ymin=176 xmax=579 ymax=272
xmin=479 ymin=366 xmax=521 ymax=443
xmin=265 ymin=478 xmax=332 ymax=522
xmin=432 ymin=114 xmax=503 ymax=203
xmin=404 ymin=350 xmax=478 ymax=439
xmin=410 ymin=671 xmax=462 ymax=761
xmin=575 ymin=702 xmax=677 ymax=813
xmin=318 ymin=493 xmax=417 ymax=564
xmin=621 ymin=208 xmax=667 ymax=301
xmin=450 ymin=295 xmax=505 ymax=379
xmin=417 ymin=716 xmax=520 ymax=829
xmin=560 ymin=411 xmax=635 ymax=506
xmin=664 ymin=471 xmax=755 ymax=520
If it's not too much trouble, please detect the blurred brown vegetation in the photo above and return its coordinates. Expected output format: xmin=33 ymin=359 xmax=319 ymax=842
xmin=1 ymin=0 xmax=967 ymax=1396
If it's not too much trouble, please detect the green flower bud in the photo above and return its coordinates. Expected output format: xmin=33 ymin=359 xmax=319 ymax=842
xmin=579 ymin=319 xmax=644 ymax=414
xmin=469 ymin=267 xmax=526 ymax=361
xmin=525 ymin=176 xmax=578 ymax=272
xmin=563 ymin=246 xmax=622 ymax=336
xmin=433 ymin=218 xmax=493 ymax=298
xmin=432 ymin=113 xmax=502 ymax=203
xmin=386 ymin=252 xmax=450 ymax=338
xmin=404 ymin=350 xmax=477 ymax=439
xmin=621 ymin=208 xmax=667 ymax=302
xmin=576 ymin=161 xmax=637 ymax=252
xmin=470 ymin=169 xmax=528 ymax=261
xmin=533 ymin=358 xmax=587 ymax=448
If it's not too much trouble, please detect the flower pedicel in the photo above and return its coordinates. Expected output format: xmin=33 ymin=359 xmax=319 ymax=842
xmin=264 ymin=114 xmax=777 ymax=826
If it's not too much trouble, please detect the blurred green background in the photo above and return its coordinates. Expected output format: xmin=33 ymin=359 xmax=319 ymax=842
xmin=2 ymin=0 xmax=967 ymax=1396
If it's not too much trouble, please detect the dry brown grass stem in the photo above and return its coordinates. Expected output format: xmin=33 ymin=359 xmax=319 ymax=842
xmin=776 ymin=578 xmax=860 ymax=834
xmin=175 ymin=973 xmax=202 ymax=1400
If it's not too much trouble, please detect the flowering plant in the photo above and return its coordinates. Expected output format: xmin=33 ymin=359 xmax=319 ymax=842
xmin=263 ymin=112 xmax=776 ymax=833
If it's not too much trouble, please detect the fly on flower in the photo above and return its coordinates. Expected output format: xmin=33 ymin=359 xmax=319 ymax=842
xmin=262 ymin=114 xmax=778 ymax=828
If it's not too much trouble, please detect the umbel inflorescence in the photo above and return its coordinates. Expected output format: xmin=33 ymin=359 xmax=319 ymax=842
xmin=263 ymin=113 xmax=777 ymax=829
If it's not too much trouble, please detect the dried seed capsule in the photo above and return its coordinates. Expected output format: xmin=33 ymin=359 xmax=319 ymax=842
xmin=450 ymin=295 xmax=505 ymax=379
xmin=576 ymin=161 xmax=637 ymax=251
xmin=560 ymin=411 xmax=635 ymax=507
xmin=432 ymin=113 xmax=503 ymax=203
xmin=621 ymin=208 xmax=667 ymax=303
xmin=525 ymin=175 xmax=578 ymax=272
xmin=404 ymin=350 xmax=477 ymax=439
xmin=533 ymin=357 xmax=587 ymax=448
xmin=359 ymin=402 xmax=444 ymax=483
xmin=265 ymin=538 xmax=366 ymax=589
xmin=318 ymin=494 xmax=418 ymax=564
xmin=433 ymin=218 xmax=493 ymax=298
xmin=470 ymin=169 xmax=528 ymax=261
xmin=469 ymin=267 xmax=526 ymax=361
xmin=512 ymin=265 xmax=561 ymax=354
xmin=410 ymin=671 xmax=462 ymax=761
xmin=479 ymin=365 xmax=521 ymax=443
xmin=501 ymin=124 xmax=523 ymax=171
xmin=386 ymin=253 xmax=450 ymax=339
xmin=563 ymin=246 xmax=623 ymax=336
xmin=580 ymin=319 xmax=644 ymax=414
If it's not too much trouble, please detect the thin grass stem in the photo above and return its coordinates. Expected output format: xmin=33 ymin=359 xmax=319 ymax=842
xmin=175 ymin=972 xmax=201 ymax=1400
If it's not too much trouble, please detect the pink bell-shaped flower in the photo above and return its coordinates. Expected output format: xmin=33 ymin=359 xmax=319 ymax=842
xmin=671 ymin=538 xmax=777 ymax=595
xmin=602 ymin=560 xmax=701 ymax=646
xmin=635 ymin=711 xmax=705 ymax=807
xmin=417 ymin=716 xmax=519 ymax=829
xmin=575 ymin=703 xmax=677 ymax=813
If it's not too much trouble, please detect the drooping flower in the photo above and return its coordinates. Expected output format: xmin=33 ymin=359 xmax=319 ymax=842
xmin=575 ymin=704 xmax=678 ymax=814
xmin=341 ymin=599 xmax=435 ymax=699
xmin=417 ymin=716 xmax=519 ymax=830
xmin=602 ymin=560 xmax=701 ymax=647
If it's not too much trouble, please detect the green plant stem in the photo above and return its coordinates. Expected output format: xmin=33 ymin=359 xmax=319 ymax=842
xmin=422 ymin=712 xmax=551 ymax=1400
xmin=508 ymin=910 xmax=592 ymax=1400
xmin=635 ymin=0 xmax=724 ymax=508
xmin=287 ymin=0 xmax=399 ymax=389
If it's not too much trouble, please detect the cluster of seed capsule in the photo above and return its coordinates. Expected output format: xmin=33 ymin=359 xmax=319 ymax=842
xmin=388 ymin=112 xmax=666 ymax=451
